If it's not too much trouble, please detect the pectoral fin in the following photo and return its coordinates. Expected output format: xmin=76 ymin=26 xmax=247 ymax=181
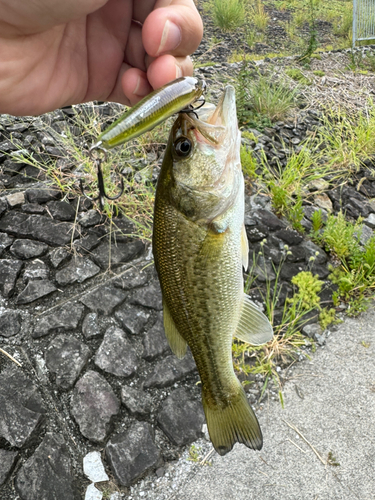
xmin=241 ymin=225 xmax=249 ymax=271
xmin=234 ymin=294 xmax=273 ymax=345
xmin=163 ymin=299 xmax=187 ymax=359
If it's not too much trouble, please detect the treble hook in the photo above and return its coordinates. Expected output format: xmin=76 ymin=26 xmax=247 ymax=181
xmin=179 ymin=96 xmax=206 ymax=119
xmin=80 ymin=145 xmax=124 ymax=210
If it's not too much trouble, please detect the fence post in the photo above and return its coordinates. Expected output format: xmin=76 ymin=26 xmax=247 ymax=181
xmin=353 ymin=0 xmax=357 ymax=48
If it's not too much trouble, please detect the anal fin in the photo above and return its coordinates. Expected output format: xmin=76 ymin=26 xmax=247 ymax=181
xmin=163 ymin=299 xmax=187 ymax=359
xmin=234 ymin=294 xmax=273 ymax=345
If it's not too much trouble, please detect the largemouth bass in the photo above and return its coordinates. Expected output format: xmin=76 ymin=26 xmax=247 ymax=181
xmin=153 ymin=85 xmax=273 ymax=456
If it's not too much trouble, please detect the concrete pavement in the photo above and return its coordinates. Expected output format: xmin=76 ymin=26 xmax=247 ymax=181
xmin=171 ymin=308 xmax=375 ymax=500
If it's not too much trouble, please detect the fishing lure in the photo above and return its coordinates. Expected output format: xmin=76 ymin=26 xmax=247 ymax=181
xmin=81 ymin=77 xmax=206 ymax=208
xmin=96 ymin=76 xmax=206 ymax=150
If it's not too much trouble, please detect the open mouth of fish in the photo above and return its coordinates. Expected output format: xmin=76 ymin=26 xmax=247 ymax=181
xmin=173 ymin=85 xmax=237 ymax=147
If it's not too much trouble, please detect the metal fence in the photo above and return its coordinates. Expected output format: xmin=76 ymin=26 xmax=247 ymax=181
xmin=353 ymin=0 xmax=375 ymax=47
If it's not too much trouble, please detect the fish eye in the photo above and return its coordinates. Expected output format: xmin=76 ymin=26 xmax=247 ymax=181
xmin=173 ymin=137 xmax=192 ymax=158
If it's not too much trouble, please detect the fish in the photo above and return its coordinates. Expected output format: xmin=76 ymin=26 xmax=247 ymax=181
xmin=96 ymin=77 xmax=206 ymax=149
xmin=153 ymin=85 xmax=273 ymax=456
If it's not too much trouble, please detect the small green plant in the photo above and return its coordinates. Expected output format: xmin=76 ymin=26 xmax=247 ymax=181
xmin=313 ymin=70 xmax=325 ymax=77
xmin=284 ymin=21 xmax=297 ymax=41
xmin=293 ymin=9 xmax=308 ymax=28
xmin=321 ymin=212 xmax=375 ymax=311
xmin=322 ymin=211 xmax=362 ymax=261
xmin=188 ymin=444 xmax=202 ymax=462
xmin=299 ymin=0 xmax=319 ymax=61
xmin=285 ymin=68 xmax=312 ymax=85
xmin=311 ymin=208 xmax=324 ymax=240
xmin=289 ymin=271 xmax=322 ymax=310
xmin=347 ymin=50 xmax=364 ymax=72
xmin=242 ymin=130 xmax=258 ymax=143
xmin=240 ymin=144 xmax=257 ymax=180
xmin=250 ymin=74 xmax=298 ymax=121
xmin=319 ymin=307 xmax=339 ymax=330
xmin=250 ymin=0 xmax=270 ymax=32
xmin=246 ymin=29 xmax=257 ymax=49
xmin=211 ymin=0 xmax=245 ymax=32
xmin=333 ymin=3 xmax=353 ymax=39
xmin=102 ymin=490 xmax=111 ymax=500
xmin=236 ymin=67 xmax=299 ymax=127
xmin=288 ymin=196 xmax=305 ymax=232
xmin=261 ymin=145 xmax=330 ymax=227
xmin=318 ymin=102 xmax=375 ymax=172
xmin=327 ymin=451 xmax=340 ymax=467
xmin=363 ymin=52 xmax=375 ymax=72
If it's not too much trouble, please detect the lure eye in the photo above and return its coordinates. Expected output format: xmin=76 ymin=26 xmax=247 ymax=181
xmin=174 ymin=137 xmax=192 ymax=158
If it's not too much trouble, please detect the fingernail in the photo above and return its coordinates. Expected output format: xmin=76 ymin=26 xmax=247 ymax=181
xmin=175 ymin=64 xmax=183 ymax=78
xmin=133 ymin=75 xmax=149 ymax=97
xmin=157 ymin=20 xmax=181 ymax=56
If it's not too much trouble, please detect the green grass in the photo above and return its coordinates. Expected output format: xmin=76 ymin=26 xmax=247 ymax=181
xmin=250 ymin=0 xmax=270 ymax=32
xmin=285 ymin=68 xmax=312 ymax=85
xmin=311 ymin=212 xmax=375 ymax=313
xmin=3 ymin=106 xmax=169 ymax=242
xmin=318 ymin=102 xmax=375 ymax=172
xmin=211 ymin=0 xmax=246 ymax=32
xmin=240 ymin=144 xmax=258 ymax=180
xmin=207 ymin=0 xmax=369 ymax=62
xmin=229 ymin=51 xmax=284 ymax=63
xmin=236 ymin=66 xmax=299 ymax=127
xmin=260 ymin=143 xmax=331 ymax=225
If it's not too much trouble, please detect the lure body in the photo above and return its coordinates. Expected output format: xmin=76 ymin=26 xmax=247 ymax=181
xmin=97 ymin=77 xmax=206 ymax=149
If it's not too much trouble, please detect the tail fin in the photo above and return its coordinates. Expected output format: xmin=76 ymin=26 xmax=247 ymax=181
xmin=202 ymin=385 xmax=263 ymax=456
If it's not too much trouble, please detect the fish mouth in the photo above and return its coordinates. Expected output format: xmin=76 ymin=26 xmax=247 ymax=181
xmin=177 ymin=85 xmax=237 ymax=145
xmin=204 ymin=85 xmax=236 ymax=128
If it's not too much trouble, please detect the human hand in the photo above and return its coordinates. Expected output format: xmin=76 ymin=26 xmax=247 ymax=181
xmin=0 ymin=0 xmax=203 ymax=116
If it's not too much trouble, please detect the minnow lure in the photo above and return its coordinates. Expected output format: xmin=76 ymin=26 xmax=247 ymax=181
xmin=96 ymin=76 xmax=206 ymax=149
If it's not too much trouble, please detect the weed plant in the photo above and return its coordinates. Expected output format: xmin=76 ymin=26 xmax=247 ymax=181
xmin=233 ymin=250 xmax=329 ymax=405
xmin=260 ymin=144 xmax=329 ymax=230
xmin=240 ymin=144 xmax=258 ymax=180
xmin=299 ymin=0 xmax=319 ymax=61
xmin=249 ymin=74 xmax=298 ymax=121
xmin=236 ymin=65 xmax=298 ymax=127
xmin=250 ymin=0 xmax=270 ymax=32
xmin=332 ymin=3 xmax=353 ymax=40
xmin=5 ymin=106 xmax=168 ymax=242
xmin=316 ymin=211 xmax=375 ymax=313
xmin=318 ymin=102 xmax=375 ymax=172
xmin=211 ymin=0 xmax=245 ymax=32
xmin=285 ymin=68 xmax=312 ymax=85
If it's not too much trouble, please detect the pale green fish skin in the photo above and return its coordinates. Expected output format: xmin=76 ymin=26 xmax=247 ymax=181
xmin=153 ymin=86 xmax=273 ymax=456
